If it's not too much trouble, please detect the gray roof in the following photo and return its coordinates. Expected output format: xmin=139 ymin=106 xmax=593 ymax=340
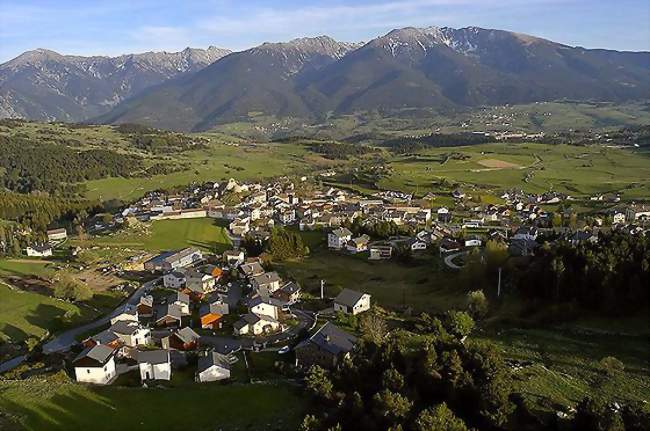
xmin=252 ymin=271 xmax=281 ymax=286
xmin=90 ymin=329 xmax=119 ymax=345
xmin=197 ymin=351 xmax=231 ymax=374
xmin=296 ymin=322 xmax=357 ymax=356
xmin=280 ymin=281 xmax=300 ymax=294
xmin=334 ymin=288 xmax=367 ymax=308
xmin=138 ymin=349 xmax=170 ymax=365
xmin=155 ymin=303 xmax=183 ymax=321
xmin=73 ymin=344 xmax=115 ymax=365
xmin=109 ymin=321 xmax=139 ymax=336
xmin=164 ymin=247 xmax=201 ymax=264
xmin=331 ymin=227 xmax=352 ymax=237
xmin=240 ymin=261 xmax=265 ymax=277
xmin=168 ymin=291 xmax=190 ymax=304
xmin=174 ymin=327 xmax=200 ymax=344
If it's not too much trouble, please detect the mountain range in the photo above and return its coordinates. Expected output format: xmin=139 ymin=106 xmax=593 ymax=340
xmin=2 ymin=26 xmax=649 ymax=130
xmin=0 ymin=46 xmax=230 ymax=122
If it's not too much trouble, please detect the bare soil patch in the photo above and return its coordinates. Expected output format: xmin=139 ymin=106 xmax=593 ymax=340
xmin=477 ymin=158 xmax=521 ymax=169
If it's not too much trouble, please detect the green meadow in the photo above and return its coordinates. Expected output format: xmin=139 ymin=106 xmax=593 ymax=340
xmin=79 ymin=218 xmax=232 ymax=253
xmin=381 ymin=142 xmax=650 ymax=199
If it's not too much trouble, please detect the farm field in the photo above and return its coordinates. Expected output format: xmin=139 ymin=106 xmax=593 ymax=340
xmin=0 ymin=284 xmax=96 ymax=343
xmin=0 ymin=378 xmax=306 ymax=431
xmin=381 ymin=143 xmax=650 ymax=199
xmin=79 ymin=218 xmax=232 ymax=253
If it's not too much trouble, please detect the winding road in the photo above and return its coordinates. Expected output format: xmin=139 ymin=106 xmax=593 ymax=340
xmin=444 ymin=251 xmax=468 ymax=270
xmin=42 ymin=277 xmax=160 ymax=354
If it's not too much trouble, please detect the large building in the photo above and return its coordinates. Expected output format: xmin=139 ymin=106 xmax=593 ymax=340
xmin=295 ymin=322 xmax=357 ymax=369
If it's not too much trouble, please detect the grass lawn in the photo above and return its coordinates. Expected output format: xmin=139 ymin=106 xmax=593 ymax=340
xmin=80 ymin=218 xmax=233 ymax=253
xmin=0 ymin=285 xmax=97 ymax=342
xmin=277 ymin=249 xmax=466 ymax=313
xmin=0 ymin=377 xmax=306 ymax=431
xmin=0 ymin=259 xmax=55 ymax=278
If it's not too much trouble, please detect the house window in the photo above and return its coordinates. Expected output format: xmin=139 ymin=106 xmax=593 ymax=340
xmin=87 ymin=369 xmax=91 ymax=374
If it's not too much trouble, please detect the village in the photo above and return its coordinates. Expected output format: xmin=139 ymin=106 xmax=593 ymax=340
xmin=13 ymin=172 xmax=647 ymax=389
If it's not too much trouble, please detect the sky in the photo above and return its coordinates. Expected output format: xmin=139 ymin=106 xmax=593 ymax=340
xmin=1 ymin=0 xmax=649 ymax=62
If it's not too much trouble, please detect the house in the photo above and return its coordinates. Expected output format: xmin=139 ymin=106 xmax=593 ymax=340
xmin=346 ymin=234 xmax=370 ymax=254
xmin=333 ymin=289 xmax=371 ymax=315
xmin=167 ymin=292 xmax=191 ymax=315
xmin=239 ymin=261 xmax=265 ymax=279
xmin=162 ymin=327 xmax=200 ymax=350
xmin=154 ymin=304 xmax=183 ymax=327
xmin=138 ymin=350 xmax=172 ymax=381
xmin=571 ymin=230 xmax=599 ymax=245
xmin=110 ymin=305 xmax=139 ymax=325
xmin=199 ymin=303 xmax=230 ymax=329
xmin=452 ymin=190 xmax=466 ymax=199
xmin=464 ymin=238 xmax=482 ymax=248
xmin=47 ymin=228 xmax=67 ymax=242
xmin=407 ymin=238 xmax=428 ymax=251
xmin=184 ymin=269 xmax=216 ymax=297
xmin=272 ymin=281 xmax=301 ymax=305
xmin=73 ymin=344 xmax=117 ymax=385
xmin=439 ymin=238 xmax=463 ymax=254
xmin=249 ymin=297 xmax=280 ymax=320
xmin=26 ymin=244 xmax=52 ymax=257
xmin=328 ymin=227 xmax=353 ymax=250
xmin=251 ymin=272 xmax=282 ymax=295
xmin=137 ymin=295 xmax=154 ymax=318
xmin=163 ymin=271 xmax=186 ymax=289
xmin=295 ymin=322 xmax=357 ymax=370
xmin=162 ymin=247 xmax=203 ymax=271
xmin=613 ymin=212 xmax=626 ymax=225
xmin=83 ymin=329 xmax=120 ymax=349
xmin=233 ymin=313 xmax=281 ymax=336
xmin=437 ymin=208 xmax=452 ymax=223
xmin=369 ymin=245 xmax=392 ymax=260
xmin=513 ymin=227 xmax=538 ymax=241
xmin=109 ymin=321 xmax=151 ymax=347
xmin=223 ymin=250 xmax=245 ymax=267
xmin=196 ymin=350 xmax=231 ymax=382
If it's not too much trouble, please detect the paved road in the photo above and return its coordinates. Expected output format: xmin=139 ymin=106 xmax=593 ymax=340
xmin=42 ymin=277 xmax=160 ymax=354
xmin=444 ymin=251 xmax=468 ymax=270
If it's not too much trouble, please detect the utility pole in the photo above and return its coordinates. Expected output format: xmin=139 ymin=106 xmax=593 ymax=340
xmin=320 ymin=279 xmax=325 ymax=299
xmin=497 ymin=267 xmax=502 ymax=297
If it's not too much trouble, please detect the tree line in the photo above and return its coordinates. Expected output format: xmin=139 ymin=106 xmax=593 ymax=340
xmin=384 ymin=133 xmax=497 ymax=154
xmin=512 ymin=232 xmax=649 ymax=315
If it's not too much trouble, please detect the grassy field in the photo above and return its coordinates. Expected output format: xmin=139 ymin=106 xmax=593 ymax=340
xmin=83 ymin=142 xmax=315 ymax=202
xmin=0 ymin=284 xmax=96 ymax=342
xmin=0 ymin=377 xmax=306 ymax=431
xmin=79 ymin=218 xmax=233 ymax=253
xmin=382 ymin=143 xmax=650 ymax=199
xmin=278 ymin=249 xmax=467 ymax=313
xmin=0 ymin=259 xmax=54 ymax=278
xmin=475 ymin=321 xmax=650 ymax=414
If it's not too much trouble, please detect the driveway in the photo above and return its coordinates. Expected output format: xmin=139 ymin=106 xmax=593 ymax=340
xmin=42 ymin=277 xmax=160 ymax=354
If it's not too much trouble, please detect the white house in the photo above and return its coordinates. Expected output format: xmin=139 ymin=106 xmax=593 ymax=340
xmin=109 ymin=321 xmax=151 ymax=347
xmin=73 ymin=345 xmax=117 ymax=385
xmin=369 ymin=245 xmax=392 ymax=260
xmin=223 ymin=250 xmax=245 ymax=267
xmin=347 ymin=235 xmax=370 ymax=254
xmin=196 ymin=351 xmax=231 ymax=382
xmin=613 ymin=212 xmax=626 ymax=225
xmin=328 ymin=227 xmax=353 ymax=250
xmin=47 ymin=228 xmax=67 ymax=242
xmin=167 ymin=292 xmax=191 ymax=316
xmin=138 ymin=350 xmax=172 ymax=381
xmin=163 ymin=271 xmax=186 ymax=289
xmin=233 ymin=313 xmax=281 ymax=336
xmin=334 ymin=289 xmax=371 ymax=315
xmin=249 ymin=297 xmax=280 ymax=320
xmin=26 ymin=244 xmax=52 ymax=257
xmin=110 ymin=304 xmax=139 ymax=325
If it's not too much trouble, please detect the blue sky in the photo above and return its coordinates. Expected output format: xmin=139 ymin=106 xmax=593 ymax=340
xmin=1 ymin=0 xmax=648 ymax=61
